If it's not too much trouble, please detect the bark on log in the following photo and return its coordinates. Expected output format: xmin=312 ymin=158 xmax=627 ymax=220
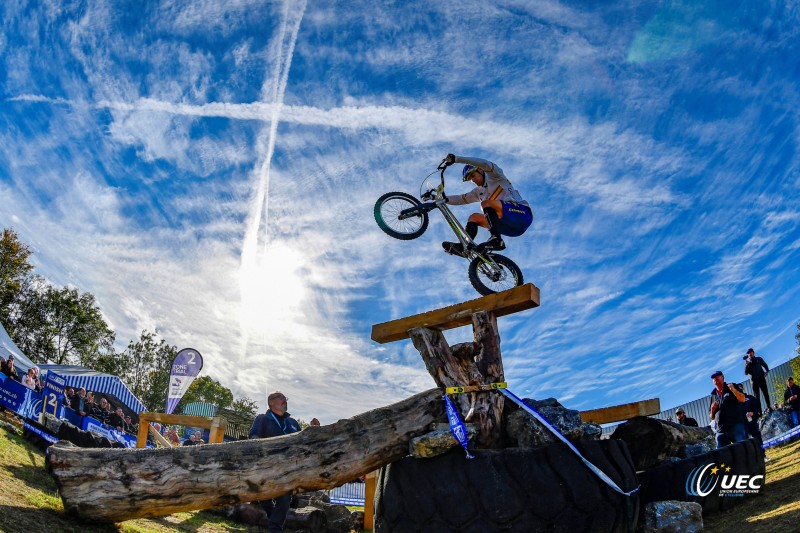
xmin=46 ymin=388 xmax=444 ymax=522
xmin=611 ymin=416 xmax=713 ymax=470
xmin=409 ymin=310 xmax=505 ymax=448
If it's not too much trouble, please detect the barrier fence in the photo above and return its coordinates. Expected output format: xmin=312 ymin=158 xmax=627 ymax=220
xmin=327 ymin=482 xmax=366 ymax=506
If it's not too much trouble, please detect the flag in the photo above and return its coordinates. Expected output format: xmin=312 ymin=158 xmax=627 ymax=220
xmin=165 ymin=348 xmax=203 ymax=414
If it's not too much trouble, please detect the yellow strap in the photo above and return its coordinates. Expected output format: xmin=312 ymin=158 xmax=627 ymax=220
xmin=446 ymin=382 xmax=508 ymax=394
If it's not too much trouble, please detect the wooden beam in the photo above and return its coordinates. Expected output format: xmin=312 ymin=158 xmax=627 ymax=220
xmin=580 ymin=398 xmax=661 ymax=425
xmin=371 ymin=283 xmax=540 ymax=344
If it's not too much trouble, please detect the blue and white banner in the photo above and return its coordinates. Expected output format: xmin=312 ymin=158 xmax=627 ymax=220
xmin=83 ymin=418 xmax=138 ymax=448
xmin=165 ymin=348 xmax=203 ymax=414
xmin=443 ymin=393 xmax=475 ymax=459
xmin=0 ymin=374 xmax=43 ymax=420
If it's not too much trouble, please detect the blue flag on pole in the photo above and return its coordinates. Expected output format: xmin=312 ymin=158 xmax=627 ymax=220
xmin=443 ymin=394 xmax=475 ymax=459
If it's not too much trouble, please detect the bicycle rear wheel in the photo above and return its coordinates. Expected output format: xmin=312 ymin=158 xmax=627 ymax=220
xmin=374 ymin=192 xmax=429 ymax=240
xmin=468 ymin=254 xmax=523 ymax=295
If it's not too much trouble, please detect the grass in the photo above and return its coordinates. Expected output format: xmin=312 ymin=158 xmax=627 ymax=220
xmin=704 ymin=438 xmax=800 ymax=532
xmin=0 ymin=412 xmax=260 ymax=533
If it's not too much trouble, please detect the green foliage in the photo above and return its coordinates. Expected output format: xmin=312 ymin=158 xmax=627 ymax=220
xmin=231 ymin=397 xmax=259 ymax=419
xmin=118 ymin=330 xmax=178 ymax=413
xmin=177 ymin=376 xmax=234 ymax=411
xmin=11 ymin=282 xmax=115 ymax=366
xmin=0 ymin=228 xmax=34 ymax=333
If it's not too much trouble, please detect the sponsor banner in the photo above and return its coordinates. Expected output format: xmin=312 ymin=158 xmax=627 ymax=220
xmin=83 ymin=418 xmax=138 ymax=448
xmin=0 ymin=375 xmax=43 ymax=420
xmin=165 ymin=348 xmax=203 ymax=415
xmin=23 ymin=421 xmax=58 ymax=444
xmin=686 ymin=462 xmax=764 ymax=497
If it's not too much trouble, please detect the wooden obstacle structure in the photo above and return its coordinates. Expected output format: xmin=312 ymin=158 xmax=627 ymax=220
xmin=136 ymin=412 xmax=227 ymax=448
xmin=47 ymin=284 xmax=541 ymax=522
xmin=580 ymin=398 xmax=661 ymax=425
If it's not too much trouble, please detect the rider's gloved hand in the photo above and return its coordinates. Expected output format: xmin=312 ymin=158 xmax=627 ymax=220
xmin=444 ymin=153 xmax=456 ymax=166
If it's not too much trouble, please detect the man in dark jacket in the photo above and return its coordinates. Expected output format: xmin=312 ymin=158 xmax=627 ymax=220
xmin=676 ymin=408 xmax=699 ymax=427
xmin=709 ymin=370 xmax=747 ymax=448
xmin=249 ymin=391 xmax=318 ymax=533
xmin=784 ymin=377 xmax=800 ymax=427
xmin=744 ymin=348 xmax=770 ymax=411
xmin=742 ymin=393 xmax=765 ymax=456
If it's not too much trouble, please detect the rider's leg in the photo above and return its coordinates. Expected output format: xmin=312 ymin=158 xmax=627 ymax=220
xmin=478 ymin=205 xmax=505 ymax=251
xmin=443 ymin=215 xmax=486 ymax=256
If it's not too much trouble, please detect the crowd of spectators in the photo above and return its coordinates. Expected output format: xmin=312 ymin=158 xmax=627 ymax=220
xmin=60 ymin=386 xmax=138 ymax=435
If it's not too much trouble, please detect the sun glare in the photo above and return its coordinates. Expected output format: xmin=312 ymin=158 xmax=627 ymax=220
xmin=239 ymin=242 xmax=309 ymax=338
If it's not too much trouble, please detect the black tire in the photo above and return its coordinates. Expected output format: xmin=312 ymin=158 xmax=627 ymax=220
xmin=468 ymin=254 xmax=524 ymax=295
xmin=374 ymin=192 xmax=429 ymax=240
xmin=637 ymin=438 xmax=764 ymax=515
xmin=374 ymin=440 xmax=640 ymax=533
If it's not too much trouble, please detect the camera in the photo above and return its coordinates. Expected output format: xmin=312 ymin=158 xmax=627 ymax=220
xmin=743 ymin=355 xmax=749 ymax=360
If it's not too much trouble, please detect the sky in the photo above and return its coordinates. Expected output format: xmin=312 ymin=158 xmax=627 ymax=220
xmin=1 ymin=0 xmax=799 ymax=424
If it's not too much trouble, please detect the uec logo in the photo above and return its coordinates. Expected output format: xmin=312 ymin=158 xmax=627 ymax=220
xmin=686 ymin=463 xmax=764 ymax=496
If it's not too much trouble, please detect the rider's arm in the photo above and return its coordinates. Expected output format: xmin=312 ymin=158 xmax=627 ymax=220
xmin=446 ymin=188 xmax=481 ymax=205
xmin=454 ymin=155 xmax=504 ymax=180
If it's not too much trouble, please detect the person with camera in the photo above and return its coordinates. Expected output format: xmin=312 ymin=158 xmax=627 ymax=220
xmin=709 ymin=370 xmax=747 ymax=448
xmin=744 ymin=348 xmax=770 ymax=412
xmin=783 ymin=377 xmax=800 ymax=427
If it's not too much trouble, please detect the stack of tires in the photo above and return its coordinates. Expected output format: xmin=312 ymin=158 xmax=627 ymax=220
xmin=637 ymin=438 xmax=765 ymax=514
xmin=374 ymin=440 xmax=639 ymax=533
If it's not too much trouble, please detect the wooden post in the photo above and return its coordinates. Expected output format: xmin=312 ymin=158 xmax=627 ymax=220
xmin=363 ymin=470 xmax=378 ymax=531
xmin=409 ymin=310 xmax=505 ymax=448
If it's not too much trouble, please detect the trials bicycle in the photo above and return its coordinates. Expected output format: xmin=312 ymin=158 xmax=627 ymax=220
xmin=374 ymin=160 xmax=524 ymax=296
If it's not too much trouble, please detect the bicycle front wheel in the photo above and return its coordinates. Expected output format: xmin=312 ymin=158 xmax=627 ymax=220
xmin=468 ymin=254 xmax=524 ymax=295
xmin=374 ymin=191 xmax=429 ymax=240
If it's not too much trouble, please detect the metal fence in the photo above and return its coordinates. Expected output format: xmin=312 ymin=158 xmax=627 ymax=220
xmin=327 ymin=482 xmax=366 ymax=506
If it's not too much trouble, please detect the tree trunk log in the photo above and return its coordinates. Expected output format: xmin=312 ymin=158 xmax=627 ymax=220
xmin=409 ymin=311 xmax=505 ymax=448
xmin=611 ymin=416 xmax=714 ymax=470
xmin=46 ymin=388 xmax=444 ymax=522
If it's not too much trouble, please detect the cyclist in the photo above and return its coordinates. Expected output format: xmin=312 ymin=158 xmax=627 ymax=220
xmin=441 ymin=153 xmax=533 ymax=255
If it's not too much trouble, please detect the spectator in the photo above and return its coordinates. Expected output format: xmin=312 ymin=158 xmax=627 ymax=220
xmin=165 ymin=427 xmax=181 ymax=446
xmin=675 ymin=408 xmax=698 ymax=427
xmin=63 ymin=386 xmax=76 ymax=408
xmin=784 ymin=377 xmax=800 ymax=427
xmin=22 ymin=368 xmax=37 ymax=390
xmin=709 ymin=370 xmax=747 ymax=448
xmin=249 ymin=391 xmax=306 ymax=533
xmin=183 ymin=433 xmax=199 ymax=446
xmin=92 ymin=398 xmax=112 ymax=425
xmin=85 ymin=391 xmax=96 ymax=415
xmin=742 ymin=393 xmax=766 ymax=457
xmin=194 ymin=430 xmax=205 ymax=444
xmin=109 ymin=407 xmax=126 ymax=432
xmin=124 ymin=416 xmax=136 ymax=435
xmin=744 ymin=348 xmax=770 ymax=412
xmin=73 ymin=387 xmax=89 ymax=415
xmin=1 ymin=355 xmax=19 ymax=381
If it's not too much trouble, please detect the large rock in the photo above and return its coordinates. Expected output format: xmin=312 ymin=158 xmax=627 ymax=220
xmin=639 ymin=501 xmax=702 ymax=533
xmin=504 ymin=397 xmax=600 ymax=447
xmin=409 ymin=423 xmax=478 ymax=458
xmin=679 ymin=434 xmax=715 ymax=459
xmin=759 ymin=409 xmax=794 ymax=441
xmin=320 ymin=503 xmax=353 ymax=533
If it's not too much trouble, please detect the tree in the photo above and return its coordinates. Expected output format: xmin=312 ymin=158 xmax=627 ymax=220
xmin=12 ymin=283 xmax=115 ymax=365
xmin=0 ymin=227 xmax=34 ymax=332
xmin=177 ymin=376 xmax=234 ymax=412
xmin=231 ymin=397 xmax=259 ymax=419
xmin=117 ymin=330 xmax=177 ymax=412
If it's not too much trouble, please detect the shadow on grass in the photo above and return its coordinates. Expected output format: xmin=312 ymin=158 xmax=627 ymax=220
xmin=704 ymin=471 xmax=800 ymax=532
xmin=0 ymin=503 xmax=119 ymax=533
xmin=4 ymin=464 xmax=57 ymax=492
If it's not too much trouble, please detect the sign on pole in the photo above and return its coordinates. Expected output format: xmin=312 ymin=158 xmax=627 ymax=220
xmin=165 ymin=348 xmax=203 ymax=414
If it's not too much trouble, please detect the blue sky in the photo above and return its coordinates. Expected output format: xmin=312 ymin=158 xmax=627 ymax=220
xmin=1 ymin=0 xmax=799 ymax=423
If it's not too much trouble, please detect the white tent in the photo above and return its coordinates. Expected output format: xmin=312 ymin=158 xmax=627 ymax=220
xmin=0 ymin=321 xmax=37 ymax=375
